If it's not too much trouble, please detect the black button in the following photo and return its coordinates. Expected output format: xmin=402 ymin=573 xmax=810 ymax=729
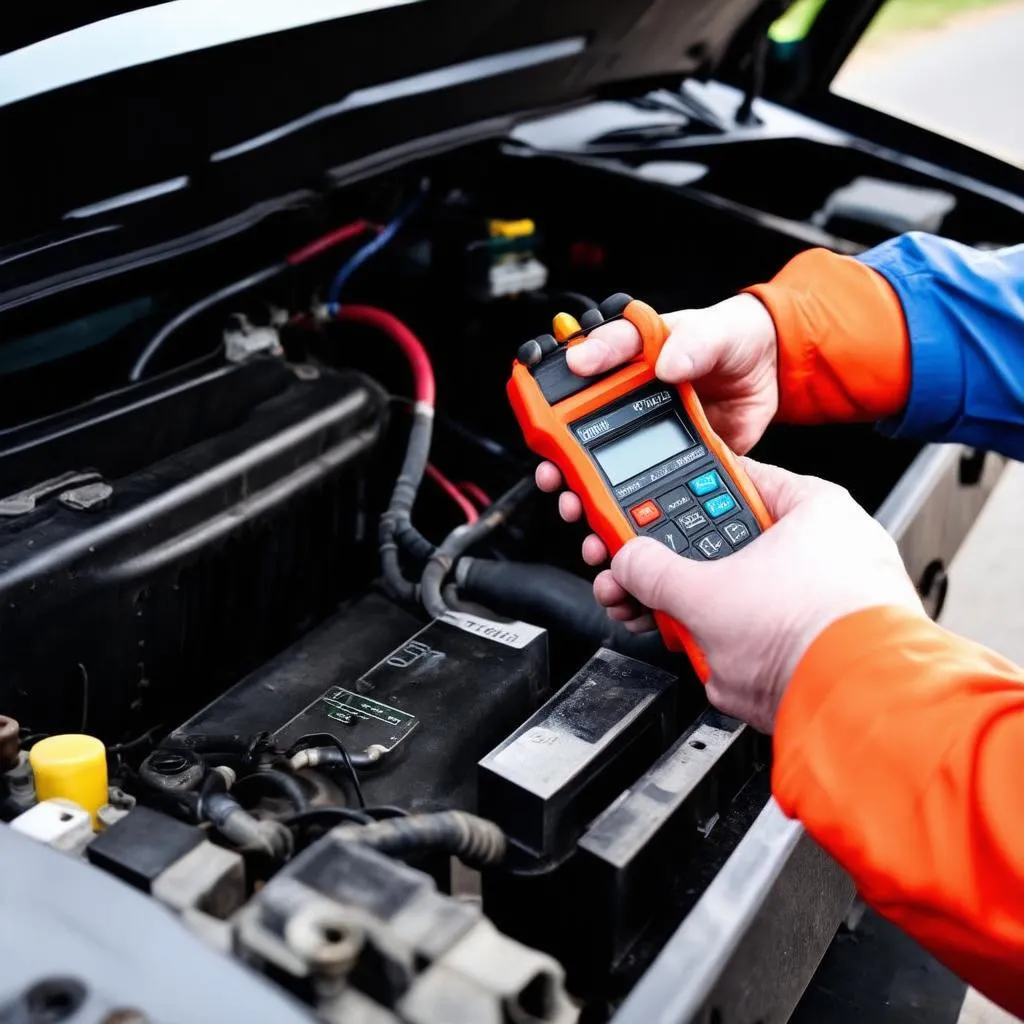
xmin=580 ymin=308 xmax=604 ymax=330
xmin=677 ymin=509 xmax=709 ymax=535
xmin=722 ymin=520 xmax=752 ymax=548
xmin=650 ymin=522 xmax=688 ymax=554
xmin=658 ymin=485 xmax=693 ymax=517
xmin=694 ymin=531 xmax=727 ymax=560
xmin=599 ymin=292 xmax=633 ymax=318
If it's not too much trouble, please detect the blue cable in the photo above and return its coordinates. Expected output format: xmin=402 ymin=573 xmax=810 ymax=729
xmin=327 ymin=193 xmax=423 ymax=311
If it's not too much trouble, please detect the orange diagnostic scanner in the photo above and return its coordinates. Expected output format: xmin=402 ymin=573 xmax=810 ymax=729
xmin=507 ymin=293 xmax=773 ymax=680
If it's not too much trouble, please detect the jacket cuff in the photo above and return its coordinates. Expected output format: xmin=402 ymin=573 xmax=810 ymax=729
xmin=744 ymin=248 xmax=911 ymax=424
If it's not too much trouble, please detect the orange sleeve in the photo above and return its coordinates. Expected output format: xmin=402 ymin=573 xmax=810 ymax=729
xmin=744 ymin=248 xmax=912 ymax=423
xmin=774 ymin=605 xmax=1024 ymax=1015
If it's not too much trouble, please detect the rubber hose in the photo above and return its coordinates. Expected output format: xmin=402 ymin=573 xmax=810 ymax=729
xmin=380 ymin=408 xmax=433 ymax=603
xmin=394 ymin=519 xmax=435 ymax=563
xmin=233 ymin=769 xmax=310 ymax=813
xmin=203 ymin=792 xmax=292 ymax=860
xmin=333 ymin=810 xmax=506 ymax=868
xmin=420 ymin=477 xmax=535 ymax=620
xmin=456 ymin=557 xmax=667 ymax=661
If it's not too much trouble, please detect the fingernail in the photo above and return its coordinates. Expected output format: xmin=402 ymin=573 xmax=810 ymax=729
xmin=657 ymin=348 xmax=695 ymax=380
xmin=566 ymin=348 xmax=591 ymax=375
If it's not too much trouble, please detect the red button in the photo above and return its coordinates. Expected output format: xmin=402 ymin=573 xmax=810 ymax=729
xmin=629 ymin=499 xmax=661 ymax=527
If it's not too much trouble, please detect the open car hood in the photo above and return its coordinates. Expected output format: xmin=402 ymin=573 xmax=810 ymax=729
xmin=0 ymin=0 xmax=777 ymax=245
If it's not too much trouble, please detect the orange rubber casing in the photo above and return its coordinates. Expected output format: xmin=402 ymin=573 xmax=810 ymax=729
xmin=508 ymin=298 xmax=773 ymax=682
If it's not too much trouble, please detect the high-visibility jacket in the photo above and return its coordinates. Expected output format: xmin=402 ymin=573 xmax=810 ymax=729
xmin=745 ymin=233 xmax=1024 ymax=1015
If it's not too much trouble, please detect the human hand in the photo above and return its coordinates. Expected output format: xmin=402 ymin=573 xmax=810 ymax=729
xmin=604 ymin=459 xmax=925 ymax=732
xmin=536 ymin=293 xmax=779 ymax=625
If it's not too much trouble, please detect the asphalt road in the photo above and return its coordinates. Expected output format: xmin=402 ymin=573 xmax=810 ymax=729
xmin=834 ymin=2 xmax=1024 ymax=169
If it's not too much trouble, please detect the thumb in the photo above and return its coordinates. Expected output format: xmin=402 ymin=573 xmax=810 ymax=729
xmin=738 ymin=456 xmax=820 ymax=519
xmin=610 ymin=536 xmax=720 ymax=624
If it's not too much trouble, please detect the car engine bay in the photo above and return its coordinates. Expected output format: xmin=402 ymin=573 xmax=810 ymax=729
xmin=1 ymin=122 xmax=1021 ymax=1023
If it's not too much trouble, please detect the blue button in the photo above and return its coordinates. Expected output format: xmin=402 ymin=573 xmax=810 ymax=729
xmin=703 ymin=493 xmax=737 ymax=518
xmin=688 ymin=471 xmax=722 ymax=497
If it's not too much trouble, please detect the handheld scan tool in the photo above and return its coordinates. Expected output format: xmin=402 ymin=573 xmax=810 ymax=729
xmin=508 ymin=293 xmax=773 ymax=680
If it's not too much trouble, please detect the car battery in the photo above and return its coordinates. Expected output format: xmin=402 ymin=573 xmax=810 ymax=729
xmin=170 ymin=590 xmax=549 ymax=812
xmin=0 ymin=357 xmax=388 ymax=738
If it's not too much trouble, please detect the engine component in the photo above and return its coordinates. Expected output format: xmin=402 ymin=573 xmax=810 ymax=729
xmin=150 ymin=840 xmax=246 ymax=923
xmin=236 ymin=830 xmax=577 ymax=1024
xmin=10 ymin=799 xmax=93 ymax=854
xmin=0 ymin=715 xmax=19 ymax=772
xmin=0 ymin=359 xmax=388 ymax=738
xmin=477 ymin=218 xmax=549 ymax=299
xmin=0 ymin=822 xmax=315 ymax=1023
xmin=333 ymin=810 xmax=506 ymax=869
xmin=567 ymin=710 xmax=759 ymax=980
xmin=87 ymin=805 xmax=205 ymax=892
xmin=223 ymin=313 xmax=284 ymax=363
xmin=477 ymin=649 xmax=677 ymax=862
xmin=139 ymin=747 xmax=205 ymax=792
xmin=171 ymin=591 xmax=549 ymax=812
xmin=2 ymin=751 xmax=36 ymax=817
xmin=28 ymin=734 xmax=108 ymax=827
xmin=203 ymin=791 xmax=293 ymax=861
xmin=812 ymin=176 xmax=957 ymax=239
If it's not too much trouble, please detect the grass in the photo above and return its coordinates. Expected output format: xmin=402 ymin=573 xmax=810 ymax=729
xmin=864 ymin=0 xmax=1019 ymax=37
xmin=770 ymin=0 xmax=1018 ymax=45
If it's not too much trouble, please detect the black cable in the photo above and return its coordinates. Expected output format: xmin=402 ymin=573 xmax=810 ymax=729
xmin=233 ymin=769 xmax=310 ymax=813
xmin=130 ymin=264 xmax=283 ymax=381
xmin=420 ymin=476 xmax=536 ymax=619
xmin=287 ymin=733 xmax=366 ymax=807
xmin=108 ymin=724 xmax=165 ymax=754
xmin=362 ymin=805 xmax=409 ymax=820
xmin=388 ymin=396 xmax=525 ymax=468
xmin=285 ymin=806 xmax=374 ymax=829
xmin=380 ymin=406 xmax=433 ymax=603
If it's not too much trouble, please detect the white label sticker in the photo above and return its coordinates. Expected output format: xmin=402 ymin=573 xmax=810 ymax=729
xmin=440 ymin=610 xmax=545 ymax=649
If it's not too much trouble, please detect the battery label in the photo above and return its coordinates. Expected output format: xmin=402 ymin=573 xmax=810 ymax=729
xmin=441 ymin=610 xmax=546 ymax=649
xmin=320 ymin=687 xmax=416 ymax=730
xmin=275 ymin=684 xmax=418 ymax=753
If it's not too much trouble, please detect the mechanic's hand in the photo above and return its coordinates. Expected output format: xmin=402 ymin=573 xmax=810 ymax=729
xmin=536 ymin=294 xmax=778 ymax=606
xmin=606 ymin=458 xmax=925 ymax=732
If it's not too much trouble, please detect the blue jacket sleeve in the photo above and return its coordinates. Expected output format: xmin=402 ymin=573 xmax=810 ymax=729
xmin=857 ymin=233 xmax=1024 ymax=459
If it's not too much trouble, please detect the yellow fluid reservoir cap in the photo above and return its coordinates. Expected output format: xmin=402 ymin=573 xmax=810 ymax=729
xmin=488 ymin=218 xmax=535 ymax=240
xmin=29 ymin=734 xmax=107 ymax=827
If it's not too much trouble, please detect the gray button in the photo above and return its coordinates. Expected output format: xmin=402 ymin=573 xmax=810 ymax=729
xmin=677 ymin=509 xmax=709 ymax=535
xmin=650 ymin=522 xmax=687 ymax=554
xmin=694 ymin=531 xmax=726 ymax=559
xmin=658 ymin=485 xmax=693 ymax=516
xmin=722 ymin=520 xmax=751 ymax=548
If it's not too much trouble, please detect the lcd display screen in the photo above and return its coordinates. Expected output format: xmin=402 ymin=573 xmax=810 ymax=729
xmin=592 ymin=416 xmax=693 ymax=486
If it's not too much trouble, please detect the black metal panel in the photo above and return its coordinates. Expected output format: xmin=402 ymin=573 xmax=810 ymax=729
xmin=173 ymin=592 xmax=549 ymax=813
xmin=612 ymin=801 xmax=854 ymax=1024
xmin=478 ymin=649 xmax=677 ymax=862
xmin=0 ymin=363 xmax=388 ymax=739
